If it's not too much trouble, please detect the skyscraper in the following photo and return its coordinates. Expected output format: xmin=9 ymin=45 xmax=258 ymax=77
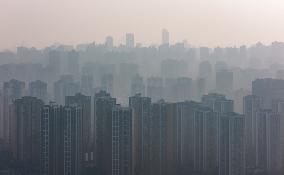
xmin=11 ymin=97 xmax=43 ymax=169
xmin=65 ymin=93 xmax=92 ymax=153
xmin=126 ymin=33 xmax=135 ymax=48
xmin=129 ymin=94 xmax=151 ymax=175
xmin=29 ymin=80 xmax=48 ymax=103
xmin=2 ymin=79 xmax=25 ymax=146
xmin=54 ymin=75 xmax=80 ymax=105
xmin=150 ymin=100 xmax=178 ymax=175
xmin=111 ymin=105 xmax=133 ymax=175
xmin=130 ymin=74 xmax=145 ymax=96
xmin=252 ymin=78 xmax=284 ymax=109
xmin=41 ymin=104 xmax=83 ymax=175
xmin=216 ymin=69 xmax=234 ymax=98
xmin=162 ymin=29 xmax=169 ymax=45
xmin=94 ymin=91 xmax=116 ymax=175
xmin=202 ymin=93 xmax=234 ymax=113
xmin=101 ymin=74 xmax=114 ymax=96
xmin=255 ymin=110 xmax=281 ymax=172
xmin=67 ymin=50 xmax=79 ymax=79
xmin=218 ymin=112 xmax=245 ymax=175
xmin=146 ymin=77 xmax=163 ymax=103
xmin=105 ymin=36 xmax=114 ymax=48
xmin=243 ymin=95 xmax=263 ymax=171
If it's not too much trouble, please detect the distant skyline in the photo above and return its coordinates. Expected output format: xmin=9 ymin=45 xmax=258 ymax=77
xmin=1 ymin=0 xmax=284 ymax=50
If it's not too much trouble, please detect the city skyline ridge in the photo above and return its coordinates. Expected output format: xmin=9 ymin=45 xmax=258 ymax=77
xmin=1 ymin=0 xmax=284 ymax=50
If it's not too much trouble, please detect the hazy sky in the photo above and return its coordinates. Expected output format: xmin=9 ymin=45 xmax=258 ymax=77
xmin=1 ymin=0 xmax=284 ymax=49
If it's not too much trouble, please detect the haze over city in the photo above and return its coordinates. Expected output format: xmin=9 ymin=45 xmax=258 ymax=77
xmin=1 ymin=0 xmax=284 ymax=49
xmin=2 ymin=1 xmax=284 ymax=175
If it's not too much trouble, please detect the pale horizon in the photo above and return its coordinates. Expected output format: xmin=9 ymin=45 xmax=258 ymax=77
xmin=1 ymin=0 xmax=284 ymax=50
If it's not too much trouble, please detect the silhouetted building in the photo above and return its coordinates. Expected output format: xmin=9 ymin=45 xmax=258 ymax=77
xmin=2 ymin=79 xmax=25 ymax=146
xmin=67 ymin=50 xmax=79 ymax=78
xmin=41 ymin=104 xmax=83 ymax=175
xmin=129 ymin=94 xmax=151 ymax=175
xmin=252 ymin=78 xmax=284 ymax=109
xmin=150 ymin=100 xmax=178 ymax=175
xmin=29 ymin=80 xmax=48 ymax=103
xmin=105 ymin=36 xmax=114 ymax=48
xmin=202 ymin=93 xmax=234 ymax=113
xmin=80 ymin=74 xmax=94 ymax=96
xmin=101 ymin=74 xmax=114 ymax=96
xmin=243 ymin=95 xmax=263 ymax=171
xmin=65 ymin=93 xmax=92 ymax=153
xmin=162 ymin=29 xmax=169 ymax=45
xmin=111 ymin=105 xmax=133 ymax=175
xmin=126 ymin=33 xmax=135 ymax=48
xmin=94 ymin=91 xmax=116 ymax=175
xmin=54 ymin=75 xmax=80 ymax=105
xmin=219 ymin=112 xmax=245 ymax=175
xmin=216 ymin=69 xmax=234 ymax=98
xmin=146 ymin=77 xmax=164 ymax=103
xmin=254 ymin=110 xmax=281 ymax=172
xmin=11 ymin=97 xmax=43 ymax=169
xmin=130 ymin=74 xmax=145 ymax=96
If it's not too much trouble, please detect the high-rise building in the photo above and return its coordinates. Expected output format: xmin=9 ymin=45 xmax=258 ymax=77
xmin=252 ymin=78 xmax=284 ymax=109
xmin=162 ymin=29 xmax=169 ymax=45
xmin=80 ymin=74 xmax=94 ymax=96
xmin=0 ymin=90 xmax=3 ymax=139
xmin=175 ymin=101 xmax=219 ymax=174
xmin=161 ymin=59 xmax=188 ymax=79
xmin=94 ymin=91 xmax=116 ymax=175
xmin=41 ymin=104 xmax=83 ymax=175
xmin=2 ymin=79 xmax=25 ymax=146
xmin=175 ymin=77 xmax=192 ymax=101
xmin=65 ymin=93 xmax=92 ymax=153
xmin=54 ymin=75 xmax=80 ymax=105
xmin=216 ymin=69 xmax=234 ymax=98
xmin=29 ymin=80 xmax=48 ymax=103
xmin=111 ymin=105 xmax=133 ymax=175
xmin=243 ymin=95 xmax=263 ymax=171
xmin=11 ymin=97 xmax=43 ymax=169
xmin=255 ymin=110 xmax=281 ymax=172
xmin=101 ymin=74 xmax=114 ymax=96
xmin=126 ymin=33 xmax=135 ymax=48
xmin=150 ymin=100 xmax=178 ymax=175
xmin=202 ymin=93 xmax=234 ymax=113
xmin=94 ymin=91 xmax=133 ymax=175
xmin=130 ymin=74 xmax=145 ymax=96
xmin=117 ymin=63 xmax=139 ymax=101
xmin=199 ymin=47 xmax=210 ymax=61
xmin=47 ymin=50 xmax=61 ymax=80
xmin=129 ymin=94 xmax=151 ymax=175
xmin=219 ymin=112 xmax=245 ymax=175
xmin=146 ymin=77 xmax=163 ymax=103
xmin=105 ymin=36 xmax=114 ymax=48
xmin=67 ymin=50 xmax=79 ymax=78
xmin=198 ymin=61 xmax=213 ymax=91
xmin=195 ymin=78 xmax=206 ymax=101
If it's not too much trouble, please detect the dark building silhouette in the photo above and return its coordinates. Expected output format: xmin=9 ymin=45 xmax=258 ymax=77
xmin=218 ymin=112 xmax=245 ymax=175
xmin=202 ymin=93 xmax=234 ymax=113
xmin=11 ymin=97 xmax=43 ymax=170
xmin=111 ymin=105 xmax=133 ymax=175
xmin=252 ymin=78 xmax=284 ymax=109
xmin=65 ymin=93 xmax=92 ymax=153
xmin=29 ymin=80 xmax=48 ymax=103
xmin=129 ymin=94 xmax=151 ymax=175
xmin=126 ymin=33 xmax=135 ymax=48
xmin=41 ymin=104 xmax=83 ymax=175
xmin=2 ymin=79 xmax=25 ymax=146
xmin=94 ymin=91 xmax=116 ymax=175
